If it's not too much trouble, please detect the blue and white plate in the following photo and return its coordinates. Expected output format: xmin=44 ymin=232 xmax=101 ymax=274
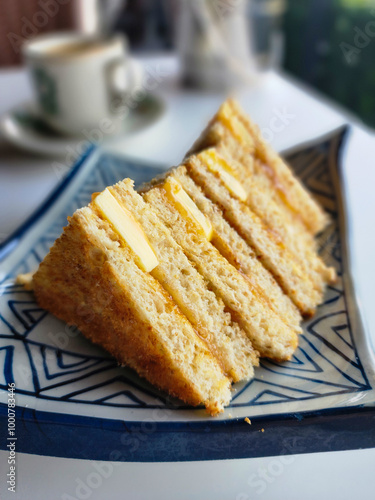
xmin=0 ymin=128 xmax=374 ymax=462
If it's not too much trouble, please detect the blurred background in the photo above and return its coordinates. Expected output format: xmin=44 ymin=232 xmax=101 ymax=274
xmin=0 ymin=0 xmax=374 ymax=127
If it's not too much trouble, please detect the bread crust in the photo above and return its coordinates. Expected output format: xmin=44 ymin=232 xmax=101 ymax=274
xmin=188 ymin=98 xmax=329 ymax=235
xmin=33 ymin=207 xmax=231 ymax=414
xmin=143 ymin=187 xmax=299 ymax=361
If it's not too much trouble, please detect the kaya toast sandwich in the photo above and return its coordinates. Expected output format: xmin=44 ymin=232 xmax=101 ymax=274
xmin=27 ymin=98 xmax=336 ymax=414
xmin=187 ymin=98 xmax=330 ymax=235
xmin=32 ymin=182 xmax=239 ymax=415
xmin=142 ymin=181 xmax=299 ymax=361
xmin=140 ymin=165 xmax=302 ymax=334
xmin=185 ymin=100 xmax=336 ymax=315
xmin=109 ymin=179 xmax=258 ymax=383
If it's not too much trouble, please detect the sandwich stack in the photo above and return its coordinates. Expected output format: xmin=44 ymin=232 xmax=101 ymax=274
xmin=27 ymin=100 xmax=336 ymax=415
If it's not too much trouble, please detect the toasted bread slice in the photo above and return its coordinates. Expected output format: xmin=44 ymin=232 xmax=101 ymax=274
xmin=165 ymin=166 xmax=303 ymax=333
xmin=188 ymin=120 xmax=315 ymax=243
xmin=184 ymin=152 xmax=323 ymax=316
xmin=140 ymin=166 xmax=302 ymax=334
xmin=188 ymin=98 xmax=329 ymax=234
xmin=143 ymin=186 xmax=299 ymax=361
xmin=110 ymin=179 xmax=258 ymax=382
xmin=228 ymin=98 xmax=329 ymax=234
xmin=33 ymin=206 xmax=231 ymax=415
xmin=198 ymin=148 xmax=336 ymax=292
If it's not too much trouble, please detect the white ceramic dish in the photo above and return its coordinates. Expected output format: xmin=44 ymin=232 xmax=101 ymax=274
xmin=0 ymin=127 xmax=374 ymax=462
xmin=0 ymin=95 xmax=164 ymax=157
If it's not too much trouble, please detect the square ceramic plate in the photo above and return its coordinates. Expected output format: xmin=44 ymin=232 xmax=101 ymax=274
xmin=0 ymin=128 xmax=374 ymax=462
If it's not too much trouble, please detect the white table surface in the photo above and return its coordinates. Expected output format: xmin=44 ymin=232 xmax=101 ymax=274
xmin=0 ymin=56 xmax=375 ymax=499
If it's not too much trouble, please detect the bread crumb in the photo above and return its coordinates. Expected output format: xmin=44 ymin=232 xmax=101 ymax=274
xmin=16 ymin=272 xmax=34 ymax=290
xmin=261 ymin=428 xmax=264 ymax=433
xmin=228 ymin=413 xmax=233 ymax=418
xmin=244 ymin=417 xmax=251 ymax=425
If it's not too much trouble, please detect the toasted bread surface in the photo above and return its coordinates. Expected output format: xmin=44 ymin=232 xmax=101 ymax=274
xmin=33 ymin=206 xmax=231 ymax=414
xmin=143 ymin=187 xmax=299 ymax=361
xmin=110 ymin=179 xmax=258 ymax=382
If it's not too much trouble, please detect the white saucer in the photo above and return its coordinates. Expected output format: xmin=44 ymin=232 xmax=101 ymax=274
xmin=0 ymin=95 xmax=164 ymax=157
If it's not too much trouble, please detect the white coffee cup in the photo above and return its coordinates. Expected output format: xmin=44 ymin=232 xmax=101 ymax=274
xmin=22 ymin=32 xmax=142 ymax=136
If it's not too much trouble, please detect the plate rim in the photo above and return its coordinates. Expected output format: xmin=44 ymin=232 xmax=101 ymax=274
xmin=0 ymin=95 xmax=165 ymax=157
xmin=1 ymin=399 xmax=374 ymax=462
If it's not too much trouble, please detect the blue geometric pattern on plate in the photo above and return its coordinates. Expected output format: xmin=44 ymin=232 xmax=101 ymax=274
xmin=0 ymin=129 xmax=374 ymax=431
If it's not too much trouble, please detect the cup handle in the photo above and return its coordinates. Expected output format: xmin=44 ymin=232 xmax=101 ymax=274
xmin=107 ymin=57 xmax=143 ymax=111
